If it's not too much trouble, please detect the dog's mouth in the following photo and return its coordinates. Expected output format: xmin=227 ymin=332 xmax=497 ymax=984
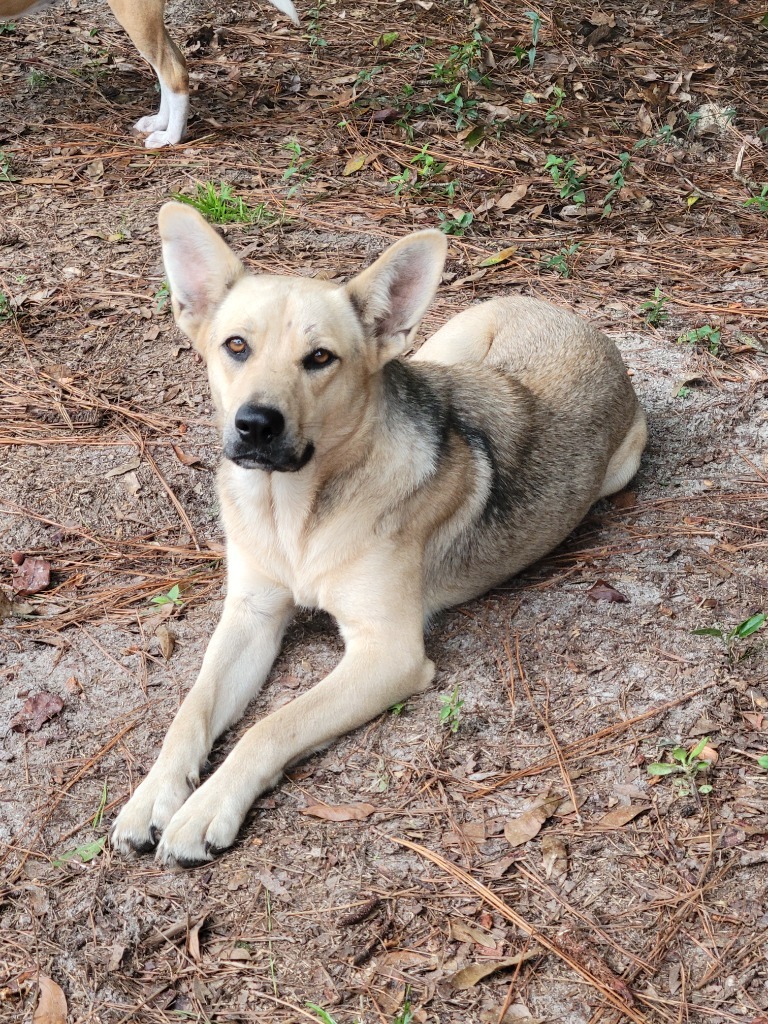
xmin=228 ymin=442 xmax=315 ymax=473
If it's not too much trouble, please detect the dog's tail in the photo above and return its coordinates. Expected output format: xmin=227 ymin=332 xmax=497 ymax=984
xmin=267 ymin=0 xmax=301 ymax=26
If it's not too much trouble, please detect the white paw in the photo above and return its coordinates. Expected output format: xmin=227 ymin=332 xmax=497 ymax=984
xmin=111 ymin=769 xmax=196 ymax=855
xmin=155 ymin=778 xmax=246 ymax=867
xmin=144 ymin=129 xmax=182 ymax=149
xmin=134 ymin=113 xmax=168 ymax=133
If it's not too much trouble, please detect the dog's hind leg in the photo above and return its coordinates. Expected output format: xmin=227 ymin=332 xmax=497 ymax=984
xmin=598 ymin=406 xmax=648 ymax=498
xmin=107 ymin=0 xmax=189 ymax=148
xmin=155 ymin=552 xmax=434 ymax=866
xmin=111 ymin=573 xmax=294 ymax=858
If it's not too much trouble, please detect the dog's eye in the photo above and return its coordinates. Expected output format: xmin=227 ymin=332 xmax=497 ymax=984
xmin=303 ymin=348 xmax=337 ymax=370
xmin=224 ymin=337 xmax=249 ymax=359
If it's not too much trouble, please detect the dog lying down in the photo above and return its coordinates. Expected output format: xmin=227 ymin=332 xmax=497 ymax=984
xmin=2 ymin=0 xmax=299 ymax=148
xmin=111 ymin=204 xmax=647 ymax=866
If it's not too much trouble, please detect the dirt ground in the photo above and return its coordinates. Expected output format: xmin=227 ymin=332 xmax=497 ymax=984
xmin=1 ymin=1 xmax=768 ymax=1022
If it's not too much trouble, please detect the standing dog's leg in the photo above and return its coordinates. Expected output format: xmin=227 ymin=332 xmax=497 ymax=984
xmin=107 ymin=0 xmax=189 ymax=148
xmin=112 ymin=574 xmax=294 ymax=856
xmin=156 ymin=560 xmax=434 ymax=866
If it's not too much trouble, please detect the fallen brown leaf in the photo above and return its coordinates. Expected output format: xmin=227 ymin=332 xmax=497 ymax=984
xmin=10 ymin=691 xmax=65 ymax=733
xmin=11 ymin=555 xmax=51 ymax=596
xmin=301 ymin=801 xmax=376 ymax=822
xmin=449 ymin=948 xmax=540 ymax=988
xmin=156 ymin=624 xmax=176 ymax=661
xmin=540 ymin=835 xmax=568 ymax=881
xmin=597 ymin=804 xmax=651 ymax=829
xmin=586 ymin=579 xmax=629 ymax=603
xmin=172 ymin=444 xmax=203 ymax=468
xmin=33 ymin=975 xmax=67 ymax=1024
xmin=504 ymin=793 xmax=561 ymax=848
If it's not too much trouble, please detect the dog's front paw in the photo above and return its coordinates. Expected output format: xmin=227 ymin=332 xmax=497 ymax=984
xmin=155 ymin=779 xmax=246 ymax=868
xmin=111 ymin=769 xmax=195 ymax=856
xmin=134 ymin=113 xmax=169 ymax=134
xmin=144 ymin=129 xmax=182 ymax=149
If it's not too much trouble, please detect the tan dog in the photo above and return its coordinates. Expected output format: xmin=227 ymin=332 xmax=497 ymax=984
xmin=111 ymin=203 xmax=647 ymax=866
xmin=2 ymin=0 xmax=298 ymax=147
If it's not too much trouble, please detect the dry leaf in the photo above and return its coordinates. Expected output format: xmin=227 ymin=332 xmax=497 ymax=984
xmin=609 ymin=489 xmax=636 ymax=510
xmin=343 ymin=153 xmax=367 ymax=176
xmin=497 ymin=183 xmax=528 ymax=210
xmin=156 ymin=624 xmax=176 ymax=661
xmin=479 ymin=246 xmax=517 ymax=268
xmin=172 ymin=445 xmax=203 ymax=468
xmin=33 ymin=976 xmax=67 ymax=1024
xmin=504 ymin=793 xmax=561 ymax=848
xmin=10 ymin=691 xmax=65 ymax=733
xmin=301 ymin=801 xmax=376 ymax=821
xmin=105 ymin=457 xmax=141 ymax=479
xmin=540 ymin=835 xmax=567 ymax=881
xmin=11 ymin=555 xmax=51 ymax=596
xmin=449 ymin=948 xmax=539 ymax=988
xmin=597 ymin=804 xmax=651 ymax=829
xmin=586 ymin=579 xmax=629 ymax=603
xmin=449 ymin=920 xmax=498 ymax=947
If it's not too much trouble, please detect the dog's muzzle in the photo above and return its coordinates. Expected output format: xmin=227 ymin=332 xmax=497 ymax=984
xmin=224 ymin=403 xmax=314 ymax=472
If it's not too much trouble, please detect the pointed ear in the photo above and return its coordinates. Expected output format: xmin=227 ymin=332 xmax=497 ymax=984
xmin=345 ymin=230 xmax=447 ymax=365
xmin=158 ymin=201 xmax=245 ymax=349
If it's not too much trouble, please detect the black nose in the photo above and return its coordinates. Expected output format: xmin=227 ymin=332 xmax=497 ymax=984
xmin=234 ymin=404 xmax=285 ymax=447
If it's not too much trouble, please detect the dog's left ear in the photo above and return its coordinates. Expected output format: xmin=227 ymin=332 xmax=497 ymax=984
xmin=158 ymin=202 xmax=245 ymax=349
xmin=346 ymin=230 xmax=447 ymax=365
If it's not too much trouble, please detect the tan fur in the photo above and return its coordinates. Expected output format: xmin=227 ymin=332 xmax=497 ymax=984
xmin=111 ymin=203 xmax=647 ymax=866
xmin=1 ymin=0 xmax=298 ymax=147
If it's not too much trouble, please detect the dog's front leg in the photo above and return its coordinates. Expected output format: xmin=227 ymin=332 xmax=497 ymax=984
xmin=156 ymin=565 xmax=433 ymax=866
xmin=111 ymin=577 xmax=294 ymax=857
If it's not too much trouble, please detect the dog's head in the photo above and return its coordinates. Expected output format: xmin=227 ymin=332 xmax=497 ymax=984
xmin=159 ymin=202 xmax=447 ymax=473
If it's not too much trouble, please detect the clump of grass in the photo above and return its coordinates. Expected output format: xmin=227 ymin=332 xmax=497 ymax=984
xmin=172 ymin=182 xmax=278 ymax=226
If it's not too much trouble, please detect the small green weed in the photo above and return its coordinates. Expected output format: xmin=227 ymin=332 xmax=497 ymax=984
xmin=544 ymin=85 xmax=567 ymax=129
xmin=389 ymin=144 xmax=456 ymax=198
xmin=53 ymin=782 xmax=109 ymax=867
xmin=744 ymin=184 xmax=768 ymax=214
xmin=432 ymin=31 xmax=485 ymax=86
xmin=602 ymin=151 xmax=631 ymax=216
xmin=759 ymin=755 xmax=768 ymax=770
xmin=389 ymin=700 xmax=407 ymax=715
xmin=439 ymin=685 xmax=464 ymax=733
xmin=545 ymin=154 xmax=586 ymax=204
xmin=27 ymin=69 xmax=50 ymax=90
xmin=692 ymin=612 xmax=767 ymax=662
xmin=435 ymin=82 xmax=478 ymax=130
xmin=306 ymin=1006 xmax=353 ymax=1024
xmin=0 ymin=151 xmax=14 ymax=182
xmin=633 ymin=124 xmax=675 ymax=151
xmin=677 ymin=324 xmax=722 ymax=356
xmin=541 ymin=242 xmax=581 ymax=278
xmin=172 ymin=182 xmax=276 ymax=226
xmin=155 ymin=279 xmax=171 ymax=312
xmin=150 ymin=584 xmax=184 ymax=608
xmin=0 ymin=292 xmax=12 ymax=323
xmin=306 ymin=1 xmax=327 ymax=50
xmin=647 ymin=736 xmax=715 ymax=797
xmin=282 ymin=139 xmax=314 ymax=197
xmin=438 ymin=210 xmax=473 ymax=236
xmin=639 ymin=287 xmax=669 ymax=326
xmin=0 ymin=21 xmax=16 ymax=34
xmin=519 ymin=11 xmax=541 ymax=68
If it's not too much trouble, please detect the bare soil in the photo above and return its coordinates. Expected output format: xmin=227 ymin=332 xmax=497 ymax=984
xmin=1 ymin=2 xmax=768 ymax=1023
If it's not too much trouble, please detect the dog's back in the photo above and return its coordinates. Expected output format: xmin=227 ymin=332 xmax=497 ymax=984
xmin=405 ymin=297 xmax=646 ymax=611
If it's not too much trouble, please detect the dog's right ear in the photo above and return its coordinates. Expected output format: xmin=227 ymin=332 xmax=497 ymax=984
xmin=158 ymin=202 xmax=245 ymax=349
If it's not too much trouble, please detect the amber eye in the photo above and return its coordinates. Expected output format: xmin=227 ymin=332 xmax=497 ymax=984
xmin=224 ymin=337 xmax=248 ymax=359
xmin=303 ymin=348 xmax=337 ymax=370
